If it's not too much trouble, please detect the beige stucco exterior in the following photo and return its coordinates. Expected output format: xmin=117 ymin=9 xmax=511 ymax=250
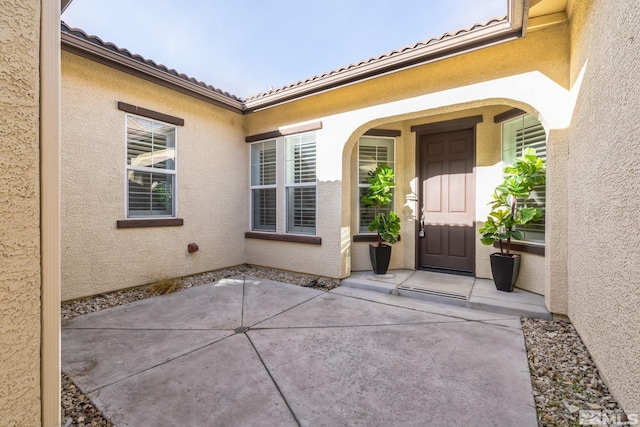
xmin=3 ymin=0 xmax=637 ymax=422
xmin=61 ymin=52 xmax=247 ymax=300
xmin=57 ymin=22 xmax=562 ymax=298
xmin=2 ymin=0 xmax=60 ymax=423
xmin=243 ymin=22 xmax=570 ymax=295
xmin=0 ymin=0 xmax=55 ymax=424
xmin=564 ymin=0 xmax=640 ymax=412
xmin=61 ymin=15 xmax=572 ymax=298
xmin=245 ymin=5 xmax=640 ymax=412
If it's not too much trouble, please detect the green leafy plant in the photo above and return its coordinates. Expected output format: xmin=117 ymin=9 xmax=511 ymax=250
xmin=360 ymin=164 xmax=401 ymax=246
xmin=479 ymin=147 xmax=546 ymax=255
xmin=152 ymin=181 xmax=171 ymax=205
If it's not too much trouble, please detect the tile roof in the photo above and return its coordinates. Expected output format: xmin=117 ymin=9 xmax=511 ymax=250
xmin=244 ymin=15 xmax=508 ymax=103
xmin=61 ymin=13 xmax=516 ymax=112
xmin=61 ymin=21 xmax=242 ymax=102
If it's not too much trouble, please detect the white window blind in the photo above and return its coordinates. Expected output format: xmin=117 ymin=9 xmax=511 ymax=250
xmin=250 ymin=140 xmax=277 ymax=232
xmin=126 ymin=115 xmax=176 ymax=217
xmin=503 ymin=114 xmax=546 ymax=243
xmin=285 ymin=133 xmax=317 ymax=234
xmin=358 ymin=137 xmax=395 ymax=234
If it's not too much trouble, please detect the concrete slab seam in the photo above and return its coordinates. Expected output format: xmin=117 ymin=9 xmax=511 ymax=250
xmin=248 ymin=291 xmax=327 ymax=329
xmin=245 ymin=333 xmax=302 ymax=427
xmin=79 ymin=332 xmax=237 ymax=394
xmin=477 ymin=320 xmax=524 ymax=330
xmin=241 ymin=274 xmax=246 ymax=326
xmin=250 ymin=321 xmax=466 ymax=331
xmin=466 ymin=302 xmax=552 ymax=320
xmin=328 ymin=292 xmax=521 ymax=325
xmin=469 ymin=295 xmax=546 ymax=307
xmin=478 ymin=317 xmax=523 ymax=322
xmin=62 ymin=327 xmax=234 ymax=331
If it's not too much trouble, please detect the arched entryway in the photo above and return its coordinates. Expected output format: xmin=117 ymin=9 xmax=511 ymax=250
xmin=336 ymin=100 xmax=554 ymax=296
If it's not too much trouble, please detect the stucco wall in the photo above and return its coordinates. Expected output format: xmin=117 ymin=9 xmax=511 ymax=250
xmin=244 ymin=23 xmax=568 ymax=291
xmin=544 ymin=128 xmax=568 ymax=314
xmin=346 ymin=107 xmax=545 ymax=294
xmin=0 ymin=0 xmax=42 ymax=424
xmin=61 ymin=16 xmax=570 ymax=300
xmin=62 ymin=52 xmax=247 ymax=300
xmin=566 ymin=0 xmax=640 ymax=412
xmin=245 ymin=178 xmax=344 ymax=278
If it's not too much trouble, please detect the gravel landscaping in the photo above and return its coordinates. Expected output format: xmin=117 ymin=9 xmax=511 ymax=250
xmin=62 ymin=265 xmax=337 ymax=320
xmin=522 ymin=318 xmax=626 ymax=426
xmin=61 ymin=266 xmax=625 ymax=426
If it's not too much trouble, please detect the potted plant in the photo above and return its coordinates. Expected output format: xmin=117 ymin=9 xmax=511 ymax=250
xmin=478 ymin=148 xmax=546 ymax=291
xmin=361 ymin=164 xmax=401 ymax=274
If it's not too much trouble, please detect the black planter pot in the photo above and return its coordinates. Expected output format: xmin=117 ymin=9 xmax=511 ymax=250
xmin=489 ymin=253 xmax=521 ymax=292
xmin=369 ymin=244 xmax=392 ymax=275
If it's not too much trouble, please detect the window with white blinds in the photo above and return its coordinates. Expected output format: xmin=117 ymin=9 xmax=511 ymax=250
xmin=250 ymin=140 xmax=277 ymax=232
xmin=358 ymin=137 xmax=395 ymax=233
xmin=285 ymin=133 xmax=317 ymax=234
xmin=502 ymin=114 xmax=546 ymax=243
xmin=126 ymin=115 xmax=176 ymax=217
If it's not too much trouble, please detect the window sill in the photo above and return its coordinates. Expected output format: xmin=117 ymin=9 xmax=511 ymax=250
xmin=493 ymin=241 xmax=545 ymax=256
xmin=245 ymin=232 xmax=321 ymax=245
xmin=117 ymin=218 xmax=184 ymax=229
xmin=353 ymin=235 xmax=401 ymax=243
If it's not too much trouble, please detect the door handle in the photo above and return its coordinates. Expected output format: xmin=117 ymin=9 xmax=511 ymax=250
xmin=419 ymin=207 xmax=425 ymax=238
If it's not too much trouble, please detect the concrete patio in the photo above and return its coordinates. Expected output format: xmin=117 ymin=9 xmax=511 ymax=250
xmin=62 ymin=276 xmax=539 ymax=426
xmin=342 ymin=270 xmax=552 ymax=319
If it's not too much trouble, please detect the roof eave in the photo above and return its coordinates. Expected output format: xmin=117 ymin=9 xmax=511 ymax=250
xmin=61 ymin=31 xmax=245 ymax=114
xmin=244 ymin=0 xmax=528 ymax=112
xmin=60 ymin=0 xmax=529 ymax=115
xmin=61 ymin=0 xmax=73 ymax=14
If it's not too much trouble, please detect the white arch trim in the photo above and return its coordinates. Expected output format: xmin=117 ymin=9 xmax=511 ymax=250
xmin=315 ymin=70 xmax=580 ymax=182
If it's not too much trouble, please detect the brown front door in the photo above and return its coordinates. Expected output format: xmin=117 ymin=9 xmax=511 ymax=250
xmin=418 ymin=129 xmax=475 ymax=273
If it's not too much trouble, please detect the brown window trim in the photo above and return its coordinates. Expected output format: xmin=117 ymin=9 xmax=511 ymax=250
xmin=363 ymin=129 xmax=401 ymax=138
xmin=410 ymin=115 xmax=483 ymax=134
xmin=117 ymin=218 xmax=184 ymax=229
xmin=118 ymin=102 xmax=185 ymax=126
xmin=245 ymin=232 xmax=321 ymax=245
xmin=245 ymin=121 xmax=323 ymax=143
xmin=493 ymin=108 xmax=526 ymax=123
xmin=353 ymin=235 xmax=401 ymax=243
xmin=492 ymin=241 xmax=545 ymax=256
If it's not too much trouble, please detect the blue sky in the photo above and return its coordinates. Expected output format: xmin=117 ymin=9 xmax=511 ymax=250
xmin=62 ymin=0 xmax=506 ymax=99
